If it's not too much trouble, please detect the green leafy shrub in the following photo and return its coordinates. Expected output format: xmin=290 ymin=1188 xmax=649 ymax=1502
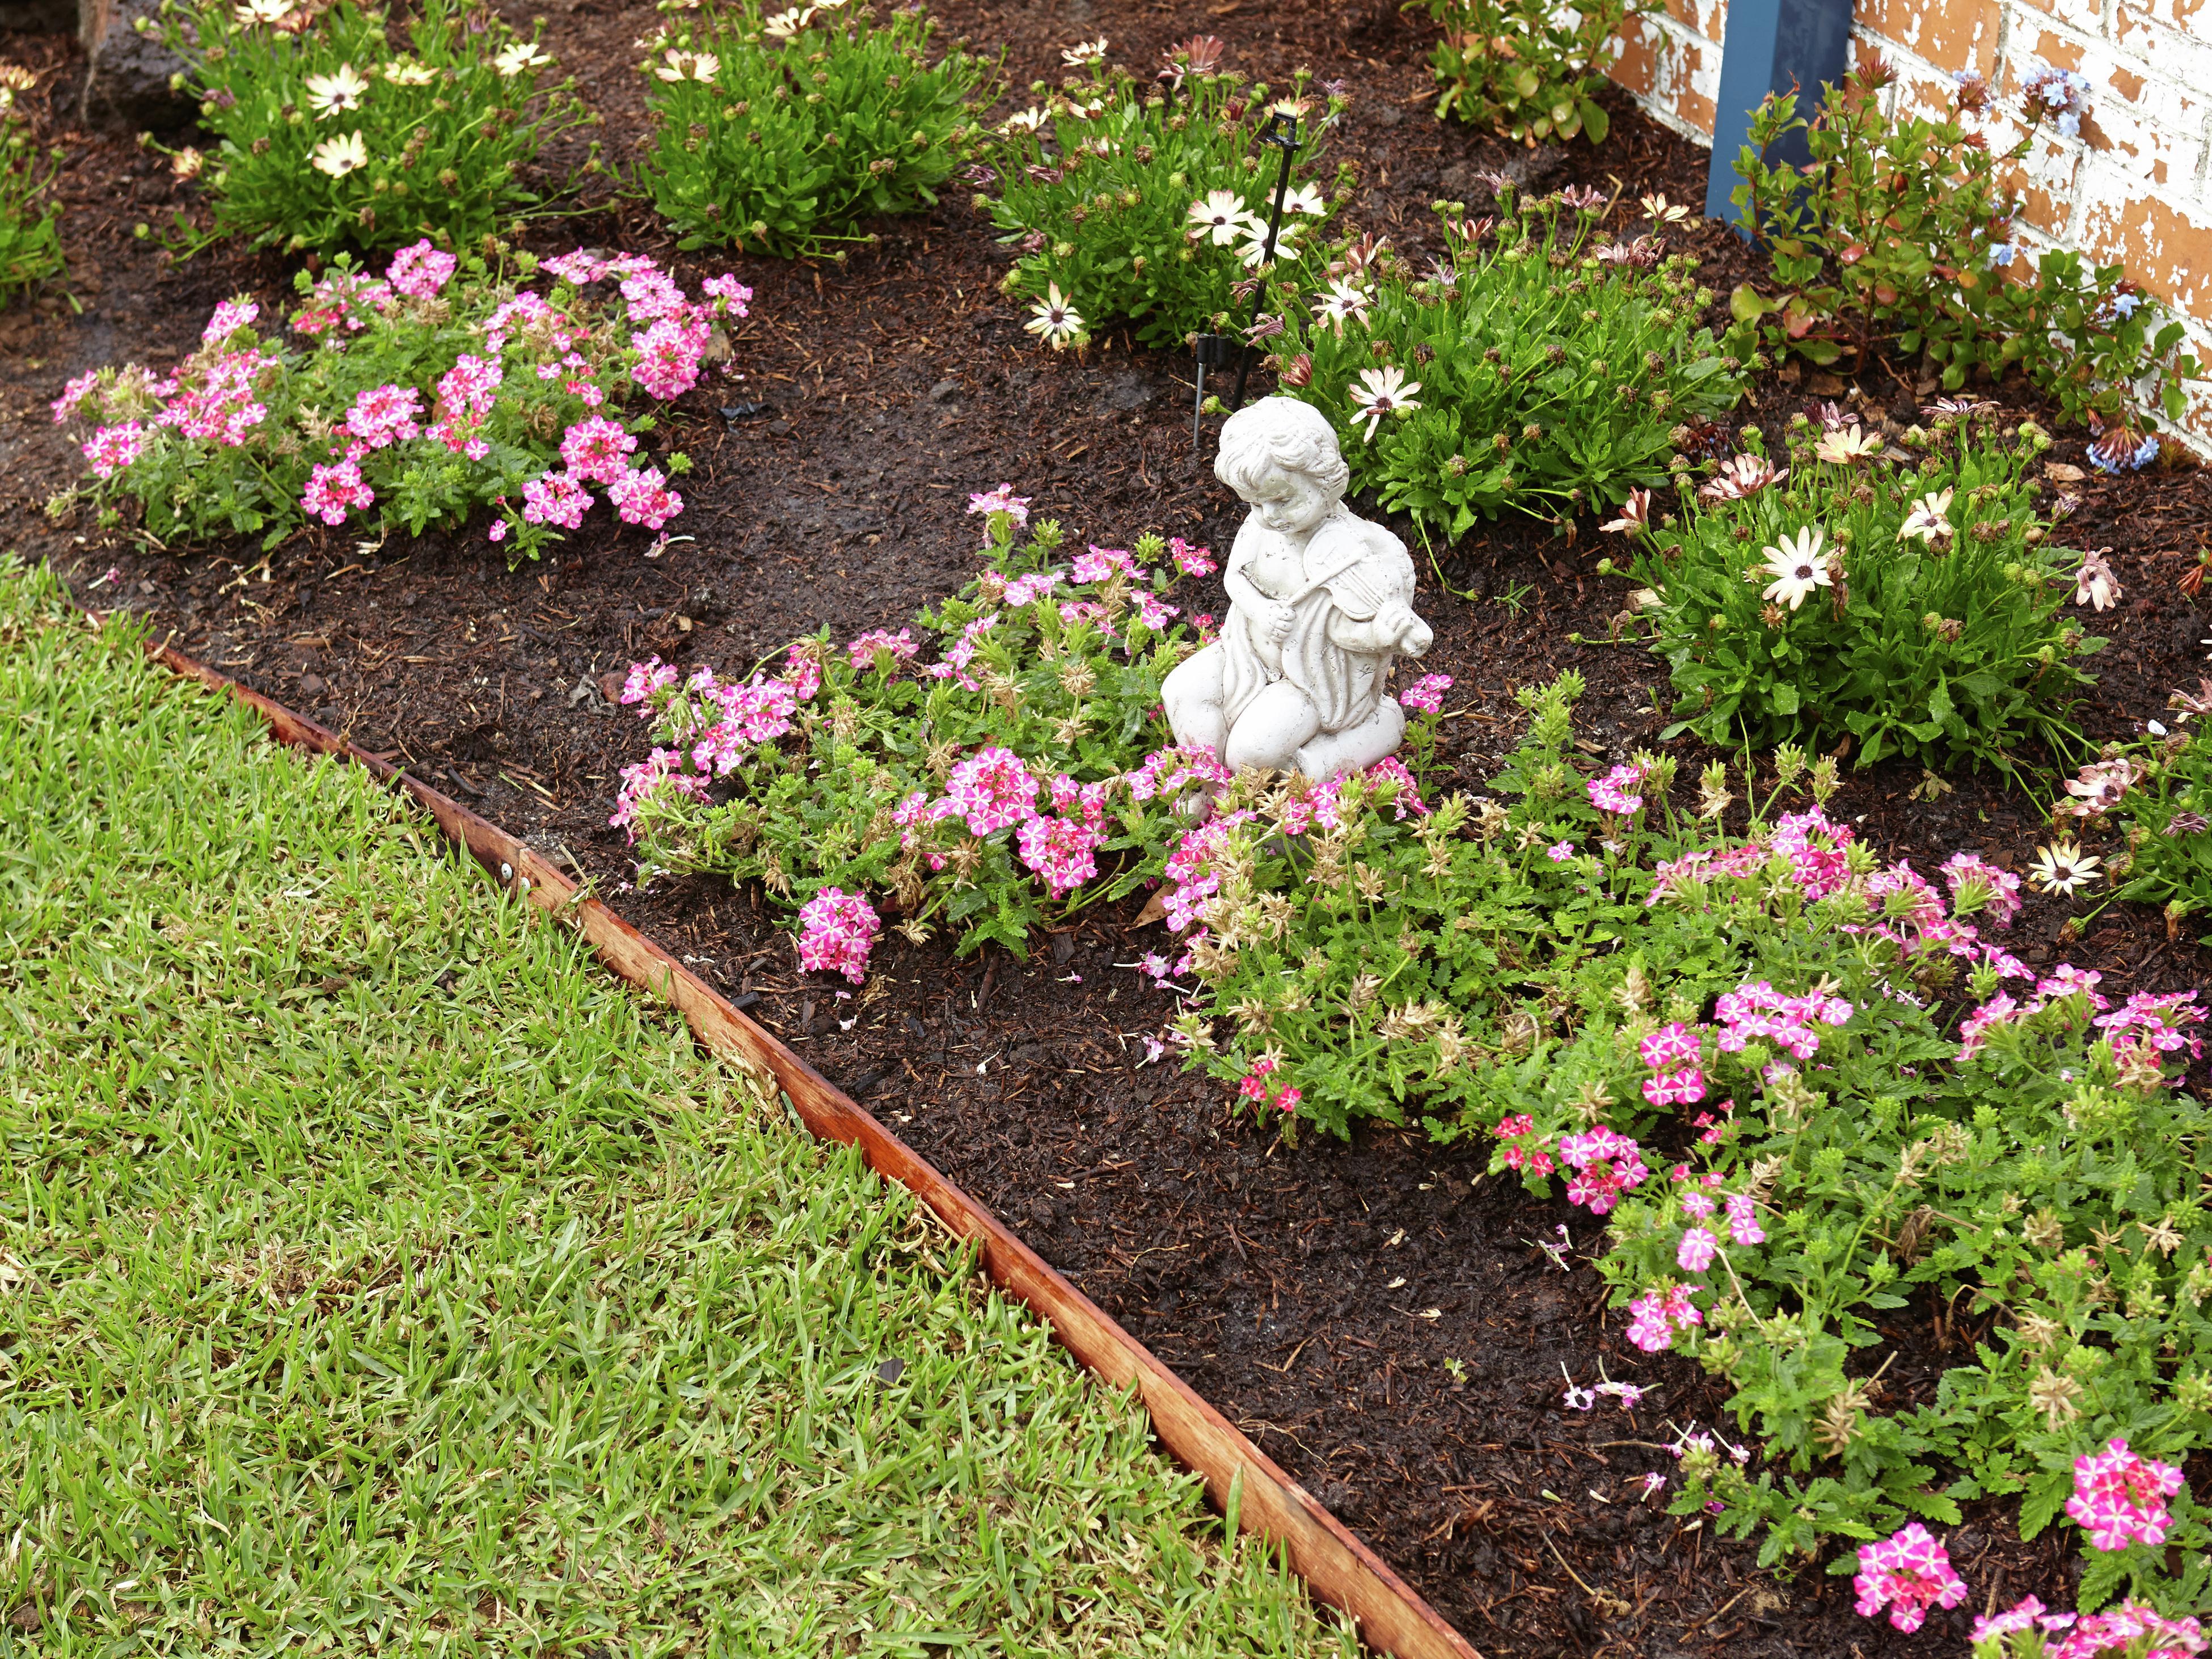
xmin=2066 ymin=702 xmax=2212 ymax=943
xmin=54 ymin=243 xmax=745 ymax=560
xmin=636 ymin=0 xmax=995 ymax=257
xmin=614 ymin=502 xmax=1223 ymax=960
xmin=1277 ymin=188 xmax=1744 ymax=536
xmin=978 ymin=42 xmax=1349 ymax=350
xmin=0 ymin=64 xmax=64 ymax=306
xmin=1158 ymin=676 xmax=2212 ymax=1614
xmin=1417 ymin=0 xmax=1656 ymax=143
xmin=151 ymin=0 xmax=593 ymax=255
xmin=1727 ymin=58 xmax=2203 ymax=433
xmin=1611 ymin=404 xmax=2102 ymax=770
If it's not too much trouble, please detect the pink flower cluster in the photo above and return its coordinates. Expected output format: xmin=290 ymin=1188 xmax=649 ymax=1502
xmin=943 ymin=745 xmax=1041 ymax=835
xmin=2066 ymin=1437 xmax=2185 ymax=1552
xmin=1624 ymin=1282 xmax=1702 ymax=1352
xmin=1492 ymin=1112 xmax=1556 ymax=1176
xmin=201 ymin=297 xmax=260 ymax=344
xmin=1588 ymin=762 xmax=1646 ymax=816
xmin=1071 ymin=544 xmax=1140 ymax=584
xmin=387 ymin=239 xmax=458 ymax=300
xmin=302 ymin=459 xmax=374 ymax=525
xmin=83 ymin=421 xmax=147 ymax=478
xmin=342 ymin=383 xmax=423 ymax=454
xmin=2096 ymin=989 xmax=2206 ymax=1060
xmin=1852 ymin=1523 xmax=1968 ymax=1633
xmin=1557 ymin=1125 xmax=1647 ymax=1215
xmin=1363 ymin=755 xmax=1429 ymax=820
xmin=607 ymin=747 xmax=707 ymax=837
xmin=1960 ymin=972 xmax=2203 ymax=1071
xmin=292 ymin=266 xmax=394 ymax=337
xmin=1973 ymin=1595 xmax=2206 ymax=1658
xmin=1638 ymin=1020 xmax=1706 ymax=1108
xmin=966 ymin=484 xmax=1031 ymax=524
xmin=1940 ymin=850 xmax=2023 ymax=928
xmin=797 ymin=887 xmax=880 ymax=983
xmin=1399 ymin=673 xmax=1454 ymax=715
xmin=1169 ymin=536 xmax=1215 ymax=577
xmin=846 ymin=628 xmax=920 ymax=669
xmin=1713 ymin=980 xmax=1854 ymax=1060
xmin=1238 ymin=1054 xmax=1302 ymax=1114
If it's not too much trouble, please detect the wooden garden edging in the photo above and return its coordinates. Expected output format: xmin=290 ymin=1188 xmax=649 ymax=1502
xmin=134 ymin=628 xmax=1485 ymax=1659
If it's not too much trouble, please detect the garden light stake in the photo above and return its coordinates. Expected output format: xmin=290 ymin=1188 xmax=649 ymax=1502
xmin=1229 ymin=110 xmax=1301 ymax=412
xmin=1191 ymin=331 xmax=1235 ymax=450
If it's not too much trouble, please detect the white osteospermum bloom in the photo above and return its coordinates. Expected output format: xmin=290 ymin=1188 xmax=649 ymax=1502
xmin=310 ymin=130 xmax=370 ymax=176
xmin=382 ymin=56 xmax=438 ymax=84
xmin=761 ymin=6 xmax=812 ymax=37
xmin=1759 ymin=526 xmax=1833 ymax=610
xmin=233 ymin=0 xmax=292 ymax=24
xmin=1060 ymin=35 xmax=1108 ymax=66
xmin=1024 ymin=283 xmax=1085 ymax=349
xmin=1898 ymin=488 xmax=1955 ymax=545
xmin=2029 ymin=840 xmax=2101 ymax=896
xmin=1186 ymin=190 xmax=1253 ymax=247
xmin=1312 ymin=277 xmax=1371 ymax=334
xmin=493 ymin=40 xmax=553 ymax=77
xmin=1348 ymin=366 xmax=1421 ymax=440
xmin=304 ymin=62 xmax=370 ymax=117
xmin=656 ymin=47 xmax=719 ymax=81
xmin=2075 ymin=549 xmax=2123 ymax=612
xmin=1814 ymin=423 xmax=1884 ymax=465
xmin=1236 ymin=215 xmax=1298 ymax=269
xmin=1281 ymin=182 xmax=1327 ymax=216
xmin=1001 ymin=105 xmax=1049 ymax=134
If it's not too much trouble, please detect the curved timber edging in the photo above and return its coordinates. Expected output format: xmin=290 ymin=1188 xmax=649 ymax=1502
xmin=130 ymin=624 xmax=1484 ymax=1659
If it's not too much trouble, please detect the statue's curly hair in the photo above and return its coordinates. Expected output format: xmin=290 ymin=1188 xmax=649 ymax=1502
xmin=1213 ymin=396 xmax=1349 ymax=504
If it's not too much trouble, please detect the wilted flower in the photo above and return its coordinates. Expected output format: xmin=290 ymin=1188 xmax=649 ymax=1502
xmin=1156 ymin=33 xmax=1224 ymax=86
xmin=1760 ymin=527 xmax=1833 ymax=610
xmin=1061 ymin=35 xmax=1109 ymax=66
xmin=171 ymin=145 xmax=205 ymax=179
xmin=1699 ymin=453 xmax=1785 ymax=501
xmin=1600 ymin=488 xmax=1652 ymax=536
xmin=2058 ymin=757 xmax=2140 ymax=818
xmin=1640 ymin=191 xmax=1690 ymax=225
xmin=1024 ymin=283 xmax=1086 ymax=349
xmin=2075 ymin=547 xmax=2122 ymax=611
xmin=2088 ymin=422 xmax=2160 ymax=473
xmin=2030 ymin=839 xmax=2101 ymax=896
xmin=1348 ymin=365 xmax=1421 ymax=440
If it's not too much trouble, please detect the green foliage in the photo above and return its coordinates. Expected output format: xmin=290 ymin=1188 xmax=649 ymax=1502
xmin=619 ymin=512 xmax=1208 ymax=959
xmin=1280 ymin=190 xmax=1743 ymax=537
xmin=1615 ymin=408 xmax=2101 ymax=770
xmin=637 ymin=0 xmax=995 ymax=258
xmin=2090 ymin=721 xmax=2212 ymax=943
xmin=1727 ymin=61 xmax=2203 ymax=432
xmin=1416 ymin=0 xmax=1654 ymax=143
xmin=0 ymin=67 xmax=64 ymax=308
xmin=1164 ymin=674 xmax=2212 ymax=1610
xmin=979 ymin=48 xmax=1349 ymax=350
xmin=153 ymin=0 xmax=593 ymax=255
xmin=0 ymin=556 xmax=1357 ymax=1659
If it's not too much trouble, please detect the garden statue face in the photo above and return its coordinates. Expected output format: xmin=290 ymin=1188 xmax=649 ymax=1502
xmin=1160 ymin=396 xmax=1431 ymax=783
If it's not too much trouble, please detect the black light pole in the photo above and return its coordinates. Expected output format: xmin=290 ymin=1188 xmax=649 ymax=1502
xmin=1229 ymin=109 xmax=1301 ymax=411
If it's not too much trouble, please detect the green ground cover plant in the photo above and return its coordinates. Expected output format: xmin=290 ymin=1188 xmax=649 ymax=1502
xmin=1726 ymin=57 xmax=2203 ymax=442
xmin=979 ymin=40 xmax=1349 ymax=351
xmin=1146 ymin=672 xmax=2212 ymax=1622
xmin=0 ymin=555 xmax=1357 ymax=1657
xmin=151 ymin=0 xmax=593 ymax=255
xmin=1416 ymin=0 xmax=1656 ymax=144
xmin=636 ymin=0 xmax=995 ymax=258
xmin=617 ymin=496 xmax=1223 ymax=965
xmin=1609 ymin=402 xmax=2102 ymax=770
xmin=52 ymin=242 xmax=745 ymax=560
xmin=0 ymin=62 xmax=64 ymax=307
xmin=1277 ymin=187 xmax=1744 ymax=538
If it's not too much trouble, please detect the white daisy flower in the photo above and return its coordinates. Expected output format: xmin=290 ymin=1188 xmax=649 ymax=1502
xmin=1759 ymin=526 xmax=1833 ymax=610
xmin=1186 ymin=190 xmax=1253 ymax=247
xmin=1348 ymin=366 xmax=1421 ymax=440
xmin=310 ymin=130 xmax=369 ymax=177
xmin=1024 ymin=282 xmax=1086 ymax=349
xmin=303 ymin=62 xmax=369 ymax=118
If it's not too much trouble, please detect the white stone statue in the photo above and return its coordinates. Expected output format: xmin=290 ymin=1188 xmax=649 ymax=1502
xmin=1164 ymin=397 xmax=1434 ymax=781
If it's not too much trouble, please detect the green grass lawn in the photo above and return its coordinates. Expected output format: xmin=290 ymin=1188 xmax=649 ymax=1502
xmin=0 ymin=559 xmax=1356 ymax=1658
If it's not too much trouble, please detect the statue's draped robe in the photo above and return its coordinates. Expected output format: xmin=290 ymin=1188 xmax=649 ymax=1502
xmin=1219 ymin=506 xmax=1418 ymax=736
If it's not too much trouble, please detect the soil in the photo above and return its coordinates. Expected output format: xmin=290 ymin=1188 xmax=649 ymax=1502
xmin=5 ymin=0 xmax=2211 ymax=1650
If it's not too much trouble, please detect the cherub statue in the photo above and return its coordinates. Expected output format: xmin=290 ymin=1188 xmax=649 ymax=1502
xmin=1164 ymin=397 xmax=1434 ymax=780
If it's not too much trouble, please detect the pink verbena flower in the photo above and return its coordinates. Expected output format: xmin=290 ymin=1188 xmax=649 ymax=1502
xmin=944 ymin=746 xmax=1040 ymax=836
xmin=1362 ymin=755 xmax=1429 ymax=820
xmin=522 ymin=470 xmax=593 ymax=530
xmin=620 ymin=657 xmax=679 ymax=707
xmin=343 ymin=383 xmax=423 ymax=452
xmin=1639 ymin=1021 xmax=1701 ymax=1069
xmin=2047 ymin=1602 xmax=2207 ymax=1658
xmin=2066 ymin=1437 xmax=2185 ymax=1552
xmin=542 ymin=248 xmax=607 ymax=285
xmin=429 ymin=354 xmax=503 ymax=458
xmin=1071 ymin=544 xmax=1139 ymax=584
xmin=702 ymin=273 xmax=752 ymax=315
xmin=1643 ymin=1065 xmax=1706 ymax=1108
xmin=607 ymin=746 xmax=707 ymax=839
xmin=1016 ymin=814 xmax=1103 ymax=897
xmin=966 ymin=484 xmax=1031 ymax=524
xmin=607 ymin=464 xmax=683 ymax=531
xmin=51 ymin=369 xmax=100 ymax=424
xmin=1400 ymin=673 xmax=1454 ymax=714
xmin=386 ymin=239 xmax=458 ymax=299
xmin=1169 ymin=536 xmax=1215 ymax=577
xmin=200 ymin=296 xmax=260 ymax=344
xmin=1852 ymin=1523 xmax=1967 ymax=1633
xmin=1940 ymin=850 xmax=2023 ymax=928
xmin=1625 ymin=1282 xmax=1702 ymax=1352
xmin=1587 ymin=762 xmax=1645 ymax=816
xmin=302 ymin=459 xmax=374 ymax=525
xmin=1723 ymin=1192 xmax=1764 ymax=1246
xmin=847 ymin=627 xmax=919 ymax=669
xmin=1547 ymin=839 xmax=1575 ymax=861
xmin=560 ymin=415 xmax=639 ymax=486
xmin=1770 ymin=807 xmax=1855 ymax=898
xmin=1676 ymin=1226 xmax=1719 ymax=1272
xmin=1557 ymin=1126 xmax=1647 ymax=1215
xmin=1713 ymin=980 xmax=1852 ymax=1060
xmin=2095 ymin=990 xmax=2206 ymax=1059
xmin=630 ymin=313 xmax=711 ymax=400
xmin=83 ymin=421 xmax=149 ymax=478
xmin=796 ymin=887 xmax=880 ymax=983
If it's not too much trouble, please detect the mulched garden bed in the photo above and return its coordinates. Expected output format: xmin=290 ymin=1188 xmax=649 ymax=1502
xmin=6 ymin=0 xmax=2211 ymax=1649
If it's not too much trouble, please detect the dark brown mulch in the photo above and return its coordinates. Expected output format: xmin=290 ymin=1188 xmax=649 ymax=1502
xmin=4 ymin=0 xmax=2209 ymax=1651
